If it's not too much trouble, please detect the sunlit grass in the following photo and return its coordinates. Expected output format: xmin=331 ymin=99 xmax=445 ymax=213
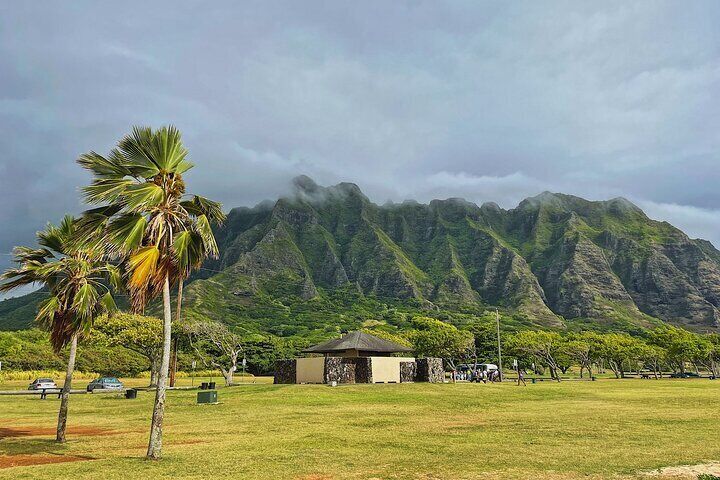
xmin=1 ymin=379 xmax=718 ymax=479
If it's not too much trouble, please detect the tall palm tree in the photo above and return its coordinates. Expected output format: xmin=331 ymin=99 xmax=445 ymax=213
xmin=0 ymin=216 xmax=118 ymax=442
xmin=76 ymin=125 xmax=224 ymax=460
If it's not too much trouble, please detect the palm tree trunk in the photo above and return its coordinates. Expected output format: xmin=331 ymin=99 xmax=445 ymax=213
xmin=147 ymin=275 xmax=173 ymax=460
xmin=56 ymin=332 xmax=78 ymax=443
xmin=149 ymin=357 xmax=160 ymax=387
xmin=169 ymin=279 xmax=183 ymax=387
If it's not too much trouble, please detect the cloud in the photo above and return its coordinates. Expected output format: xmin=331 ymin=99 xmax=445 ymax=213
xmin=402 ymin=171 xmax=550 ymax=207
xmin=1 ymin=0 xmax=720 ymax=298
xmin=636 ymin=201 xmax=720 ymax=247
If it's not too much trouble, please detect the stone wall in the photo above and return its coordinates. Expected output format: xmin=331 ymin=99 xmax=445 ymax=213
xmin=400 ymin=361 xmax=416 ymax=383
xmin=324 ymin=357 xmax=356 ymax=384
xmin=274 ymin=359 xmax=297 ymax=384
xmin=275 ymin=356 xmax=442 ymax=384
xmin=354 ymin=357 xmax=373 ymax=383
xmin=324 ymin=357 xmax=374 ymax=384
xmin=415 ymin=357 xmax=444 ymax=383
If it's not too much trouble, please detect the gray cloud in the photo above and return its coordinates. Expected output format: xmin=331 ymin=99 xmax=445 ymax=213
xmin=1 ymin=1 xmax=719 ymax=298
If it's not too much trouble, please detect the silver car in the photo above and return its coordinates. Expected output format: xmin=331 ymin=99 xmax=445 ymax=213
xmin=28 ymin=378 xmax=58 ymax=390
xmin=86 ymin=377 xmax=124 ymax=392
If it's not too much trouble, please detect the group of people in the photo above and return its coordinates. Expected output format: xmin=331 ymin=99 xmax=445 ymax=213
xmin=451 ymin=368 xmax=527 ymax=386
xmin=451 ymin=369 xmax=502 ymax=383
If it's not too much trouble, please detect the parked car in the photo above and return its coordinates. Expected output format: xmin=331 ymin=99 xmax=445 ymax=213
xmin=28 ymin=378 xmax=58 ymax=390
xmin=86 ymin=377 xmax=124 ymax=392
xmin=458 ymin=363 xmax=498 ymax=372
xmin=669 ymin=372 xmax=700 ymax=379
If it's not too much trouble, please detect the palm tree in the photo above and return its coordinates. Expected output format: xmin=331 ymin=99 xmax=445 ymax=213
xmin=0 ymin=216 xmax=118 ymax=442
xmin=75 ymin=125 xmax=224 ymax=460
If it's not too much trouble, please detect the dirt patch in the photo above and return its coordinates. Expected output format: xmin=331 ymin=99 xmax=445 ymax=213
xmin=642 ymin=462 xmax=720 ymax=478
xmin=0 ymin=454 xmax=93 ymax=469
xmin=0 ymin=426 xmax=118 ymax=439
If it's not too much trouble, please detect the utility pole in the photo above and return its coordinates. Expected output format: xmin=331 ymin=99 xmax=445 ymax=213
xmin=496 ymin=308 xmax=503 ymax=382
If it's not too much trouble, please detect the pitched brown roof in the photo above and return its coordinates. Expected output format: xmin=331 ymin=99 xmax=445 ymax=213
xmin=302 ymin=331 xmax=412 ymax=354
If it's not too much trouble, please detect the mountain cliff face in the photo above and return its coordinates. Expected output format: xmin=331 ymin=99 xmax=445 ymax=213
xmin=2 ymin=176 xmax=719 ymax=334
xmin=183 ymin=176 xmax=718 ymax=332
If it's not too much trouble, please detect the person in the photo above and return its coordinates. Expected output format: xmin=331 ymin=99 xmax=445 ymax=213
xmin=517 ymin=369 xmax=526 ymax=386
xmin=480 ymin=369 xmax=487 ymax=384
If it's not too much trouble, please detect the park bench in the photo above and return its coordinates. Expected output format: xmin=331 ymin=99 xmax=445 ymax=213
xmin=0 ymin=388 xmax=86 ymax=396
xmin=39 ymin=388 xmax=62 ymax=399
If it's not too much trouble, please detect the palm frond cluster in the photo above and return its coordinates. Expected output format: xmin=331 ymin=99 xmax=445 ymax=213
xmin=75 ymin=125 xmax=225 ymax=311
xmin=0 ymin=216 xmax=119 ymax=351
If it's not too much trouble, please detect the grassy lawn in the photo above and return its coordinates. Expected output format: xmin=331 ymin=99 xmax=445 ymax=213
xmin=0 ymin=379 xmax=718 ymax=479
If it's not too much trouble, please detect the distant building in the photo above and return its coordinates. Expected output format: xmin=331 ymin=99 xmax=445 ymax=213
xmin=274 ymin=331 xmax=443 ymax=384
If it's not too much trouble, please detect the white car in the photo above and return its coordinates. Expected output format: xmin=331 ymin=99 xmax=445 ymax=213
xmin=459 ymin=363 xmax=499 ymax=372
xmin=477 ymin=363 xmax=499 ymax=372
xmin=28 ymin=378 xmax=58 ymax=390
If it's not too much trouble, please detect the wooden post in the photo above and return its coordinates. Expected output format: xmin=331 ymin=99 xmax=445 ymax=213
xmin=496 ymin=308 xmax=503 ymax=382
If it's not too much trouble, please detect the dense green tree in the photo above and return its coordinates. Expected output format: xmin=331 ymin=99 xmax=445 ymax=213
xmin=0 ymin=329 xmax=65 ymax=370
xmin=563 ymin=332 xmax=603 ymax=378
xmin=361 ymin=326 xmax=413 ymax=350
xmin=183 ymin=320 xmax=243 ymax=386
xmin=406 ymin=316 xmax=474 ymax=369
xmin=240 ymin=335 xmax=305 ymax=375
xmin=506 ymin=331 xmax=565 ymax=381
xmin=92 ymin=313 xmax=163 ymax=385
xmin=638 ymin=343 xmax=666 ymax=379
xmin=463 ymin=320 xmax=499 ymax=364
xmin=76 ymin=125 xmax=225 ymax=459
xmin=649 ymin=325 xmax=700 ymax=373
xmin=598 ymin=333 xmax=647 ymax=378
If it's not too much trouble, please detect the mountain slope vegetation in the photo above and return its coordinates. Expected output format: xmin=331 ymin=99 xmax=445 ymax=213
xmin=2 ymin=176 xmax=719 ymax=337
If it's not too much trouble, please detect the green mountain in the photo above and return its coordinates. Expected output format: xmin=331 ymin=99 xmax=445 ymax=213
xmin=2 ymin=176 xmax=719 ymax=336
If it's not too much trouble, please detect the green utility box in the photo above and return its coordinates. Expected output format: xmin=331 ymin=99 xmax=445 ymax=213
xmin=197 ymin=390 xmax=218 ymax=404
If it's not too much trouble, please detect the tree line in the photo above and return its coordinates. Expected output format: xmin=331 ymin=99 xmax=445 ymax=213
xmin=364 ymin=316 xmax=720 ymax=380
xmin=0 ymin=317 xmax=302 ymax=382
xmin=4 ymin=312 xmax=718 ymax=388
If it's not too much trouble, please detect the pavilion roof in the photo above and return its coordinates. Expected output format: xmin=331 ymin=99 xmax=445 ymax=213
xmin=302 ymin=331 xmax=412 ymax=354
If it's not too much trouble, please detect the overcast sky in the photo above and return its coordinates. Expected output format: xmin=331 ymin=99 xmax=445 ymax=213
xmin=1 ymin=1 xmax=719 ymax=299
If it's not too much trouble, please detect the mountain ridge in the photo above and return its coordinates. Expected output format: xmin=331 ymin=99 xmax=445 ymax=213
xmin=1 ymin=176 xmax=719 ymax=335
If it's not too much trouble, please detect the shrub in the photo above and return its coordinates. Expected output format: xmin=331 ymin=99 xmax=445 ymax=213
xmin=0 ymin=370 xmax=99 ymax=382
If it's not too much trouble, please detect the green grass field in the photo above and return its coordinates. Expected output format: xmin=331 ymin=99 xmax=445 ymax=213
xmin=1 ymin=379 xmax=719 ymax=479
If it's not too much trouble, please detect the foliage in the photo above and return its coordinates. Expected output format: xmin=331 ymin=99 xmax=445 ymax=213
xmin=0 ymin=369 xmax=99 ymax=382
xmin=240 ymin=334 xmax=306 ymax=375
xmin=3 ymin=318 xmax=718 ymax=380
xmin=75 ymin=125 xmax=225 ymax=310
xmin=0 ymin=217 xmax=118 ymax=351
xmin=0 ymin=328 xmax=149 ymax=376
xmin=91 ymin=313 xmax=164 ymax=381
xmin=182 ymin=320 xmax=244 ymax=385
xmin=405 ymin=316 xmax=474 ymax=367
xmin=506 ymin=330 xmax=566 ymax=380
xmin=463 ymin=319 xmax=499 ymax=363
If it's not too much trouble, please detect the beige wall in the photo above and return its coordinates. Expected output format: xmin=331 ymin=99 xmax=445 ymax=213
xmin=296 ymin=357 xmax=325 ymax=384
xmin=371 ymin=357 xmax=415 ymax=383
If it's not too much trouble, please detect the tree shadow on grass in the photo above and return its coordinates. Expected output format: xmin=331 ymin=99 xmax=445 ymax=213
xmin=0 ymin=438 xmax=68 ymax=456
